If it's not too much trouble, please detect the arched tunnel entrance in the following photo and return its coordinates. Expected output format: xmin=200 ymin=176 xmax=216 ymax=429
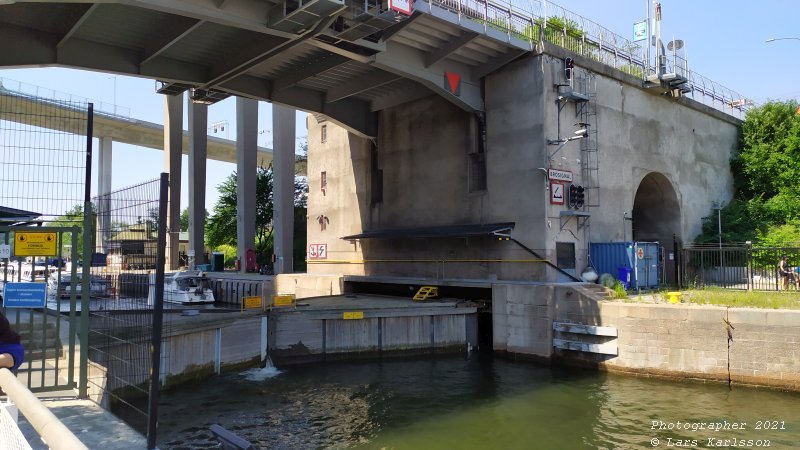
xmin=632 ymin=172 xmax=681 ymax=286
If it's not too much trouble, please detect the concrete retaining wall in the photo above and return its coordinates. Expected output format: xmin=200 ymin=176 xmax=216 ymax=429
xmin=274 ymin=273 xmax=343 ymax=299
xmin=493 ymin=283 xmax=800 ymax=390
xmin=269 ymin=308 xmax=476 ymax=365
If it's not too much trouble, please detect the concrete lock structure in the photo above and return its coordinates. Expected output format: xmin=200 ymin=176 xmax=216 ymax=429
xmin=305 ymin=46 xmax=739 ymax=284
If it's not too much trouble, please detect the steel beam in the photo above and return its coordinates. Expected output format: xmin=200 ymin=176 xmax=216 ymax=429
xmin=325 ymin=70 xmax=401 ymax=103
xmin=424 ymin=31 xmax=479 ymax=67
xmin=56 ymin=4 xmax=100 ymax=49
xmin=372 ymin=41 xmax=483 ymax=112
xmin=141 ymin=17 xmax=204 ymax=64
xmin=272 ymin=54 xmax=350 ymax=92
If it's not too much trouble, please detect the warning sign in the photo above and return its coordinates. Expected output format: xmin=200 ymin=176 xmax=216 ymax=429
xmin=15 ymin=232 xmax=57 ymax=257
xmin=636 ymin=247 xmax=645 ymax=260
xmin=273 ymin=294 xmax=295 ymax=307
xmin=243 ymin=296 xmax=263 ymax=309
xmin=308 ymin=243 xmax=328 ymax=260
xmin=389 ymin=0 xmax=412 ymax=15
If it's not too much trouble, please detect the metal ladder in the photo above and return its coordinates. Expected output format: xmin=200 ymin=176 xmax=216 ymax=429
xmin=577 ymin=74 xmax=599 ymax=209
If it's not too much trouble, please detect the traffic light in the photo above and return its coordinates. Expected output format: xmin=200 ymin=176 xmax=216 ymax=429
xmin=568 ymin=184 xmax=577 ymax=208
xmin=575 ymin=185 xmax=585 ymax=208
xmin=564 ymin=57 xmax=574 ymax=81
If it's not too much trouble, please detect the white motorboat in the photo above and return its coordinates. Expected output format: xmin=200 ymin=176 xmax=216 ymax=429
xmin=20 ymin=262 xmax=51 ymax=282
xmin=163 ymin=270 xmax=215 ymax=305
xmin=46 ymin=272 xmax=111 ymax=299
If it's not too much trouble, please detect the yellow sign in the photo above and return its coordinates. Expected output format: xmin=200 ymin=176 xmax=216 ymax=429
xmin=243 ymin=296 xmax=263 ymax=309
xmin=14 ymin=232 xmax=57 ymax=256
xmin=272 ymin=294 xmax=295 ymax=307
xmin=343 ymin=311 xmax=364 ymax=320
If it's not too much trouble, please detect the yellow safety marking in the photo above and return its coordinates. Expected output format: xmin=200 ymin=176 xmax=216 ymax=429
xmin=413 ymin=286 xmax=438 ymax=301
xmin=272 ymin=294 xmax=295 ymax=307
xmin=343 ymin=311 xmax=364 ymax=320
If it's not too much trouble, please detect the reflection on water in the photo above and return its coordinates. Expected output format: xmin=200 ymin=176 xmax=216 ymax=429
xmin=156 ymin=355 xmax=800 ymax=449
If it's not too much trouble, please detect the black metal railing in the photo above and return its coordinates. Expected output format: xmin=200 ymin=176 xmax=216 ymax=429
xmin=679 ymin=243 xmax=800 ymax=291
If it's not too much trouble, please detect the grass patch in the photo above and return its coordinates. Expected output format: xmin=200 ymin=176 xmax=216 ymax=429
xmin=666 ymin=287 xmax=800 ymax=309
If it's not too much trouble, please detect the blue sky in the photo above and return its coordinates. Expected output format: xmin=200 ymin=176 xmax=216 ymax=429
xmin=1 ymin=0 xmax=798 ymax=213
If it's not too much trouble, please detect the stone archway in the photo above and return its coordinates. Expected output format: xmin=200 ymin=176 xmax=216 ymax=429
xmin=632 ymin=172 xmax=681 ymax=286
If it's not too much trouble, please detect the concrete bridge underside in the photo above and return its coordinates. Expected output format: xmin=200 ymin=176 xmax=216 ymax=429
xmin=0 ymin=0 xmax=530 ymax=272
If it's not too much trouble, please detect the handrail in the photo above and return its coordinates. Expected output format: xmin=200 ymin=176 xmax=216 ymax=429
xmin=0 ymin=369 xmax=88 ymax=450
xmin=425 ymin=0 xmax=751 ymax=118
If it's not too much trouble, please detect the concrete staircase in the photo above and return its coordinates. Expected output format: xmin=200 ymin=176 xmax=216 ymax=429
xmin=16 ymin=320 xmax=64 ymax=361
xmin=576 ymin=283 xmax=616 ymax=301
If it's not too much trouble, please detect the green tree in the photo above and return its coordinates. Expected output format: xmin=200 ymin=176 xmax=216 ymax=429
xmin=206 ymin=166 xmax=274 ymax=256
xmin=695 ymin=100 xmax=800 ymax=243
xmin=179 ymin=207 xmax=209 ymax=232
xmin=206 ymin=167 xmax=308 ymax=270
xmin=46 ymin=204 xmax=95 ymax=257
xmin=180 ymin=208 xmax=189 ymax=232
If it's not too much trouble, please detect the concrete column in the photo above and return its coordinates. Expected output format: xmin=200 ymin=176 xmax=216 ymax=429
xmin=272 ymin=104 xmax=295 ymax=274
xmin=96 ymin=136 xmax=113 ymax=253
xmin=164 ymin=94 xmax=183 ymax=270
xmin=236 ymin=97 xmax=258 ymax=273
xmin=188 ymin=99 xmax=208 ymax=267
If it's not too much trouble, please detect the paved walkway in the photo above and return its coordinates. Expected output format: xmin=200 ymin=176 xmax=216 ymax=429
xmin=17 ymin=393 xmax=147 ymax=450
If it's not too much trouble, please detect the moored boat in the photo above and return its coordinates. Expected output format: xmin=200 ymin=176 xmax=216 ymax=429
xmin=163 ymin=270 xmax=215 ymax=305
xmin=46 ymin=272 xmax=111 ymax=299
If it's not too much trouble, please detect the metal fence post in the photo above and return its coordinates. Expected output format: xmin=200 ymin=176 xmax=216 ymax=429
xmin=78 ymin=103 xmax=94 ymax=399
xmin=147 ymin=173 xmax=169 ymax=449
xmin=673 ymin=234 xmax=679 ymax=288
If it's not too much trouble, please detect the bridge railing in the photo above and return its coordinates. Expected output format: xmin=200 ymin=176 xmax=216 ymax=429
xmin=425 ymin=0 xmax=750 ymax=118
xmin=0 ymin=76 xmax=131 ymax=119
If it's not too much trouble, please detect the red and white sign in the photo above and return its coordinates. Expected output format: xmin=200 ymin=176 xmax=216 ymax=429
xmin=548 ymin=169 xmax=573 ymax=183
xmin=636 ymin=247 xmax=644 ymax=260
xmin=389 ymin=0 xmax=413 ymax=15
xmin=550 ymin=182 xmax=565 ymax=205
xmin=308 ymin=243 xmax=328 ymax=260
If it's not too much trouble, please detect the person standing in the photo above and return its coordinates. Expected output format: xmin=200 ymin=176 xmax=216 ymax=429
xmin=0 ymin=309 xmax=24 ymax=373
xmin=779 ymin=254 xmax=798 ymax=290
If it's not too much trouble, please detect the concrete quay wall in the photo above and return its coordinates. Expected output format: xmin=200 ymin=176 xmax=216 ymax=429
xmin=493 ymin=284 xmax=800 ymax=390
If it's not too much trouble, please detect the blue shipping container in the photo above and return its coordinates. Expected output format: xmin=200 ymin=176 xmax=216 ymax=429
xmin=589 ymin=242 xmax=660 ymax=290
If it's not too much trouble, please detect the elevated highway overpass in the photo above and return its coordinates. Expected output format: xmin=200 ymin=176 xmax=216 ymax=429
xmin=0 ymin=79 xmax=278 ymax=166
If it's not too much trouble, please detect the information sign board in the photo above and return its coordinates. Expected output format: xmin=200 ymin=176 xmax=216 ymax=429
xmin=3 ymin=282 xmax=47 ymax=308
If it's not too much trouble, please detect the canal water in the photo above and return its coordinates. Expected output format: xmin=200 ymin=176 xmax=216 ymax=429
xmin=156 ymin=355 xmax=800 ymax=449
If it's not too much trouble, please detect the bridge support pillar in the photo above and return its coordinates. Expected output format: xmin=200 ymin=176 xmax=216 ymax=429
xmin=96 ymin=136 xmax=113 ymax=254
xmin=272 ymin=104 xmax=295 ymax=274
xmin=188 ymin=99 xmax=208 ymax=267
xmin=164 ymin=94 xmax=183 ymax=270
xmin=236 ymin=97 xmax=257 ymax=274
